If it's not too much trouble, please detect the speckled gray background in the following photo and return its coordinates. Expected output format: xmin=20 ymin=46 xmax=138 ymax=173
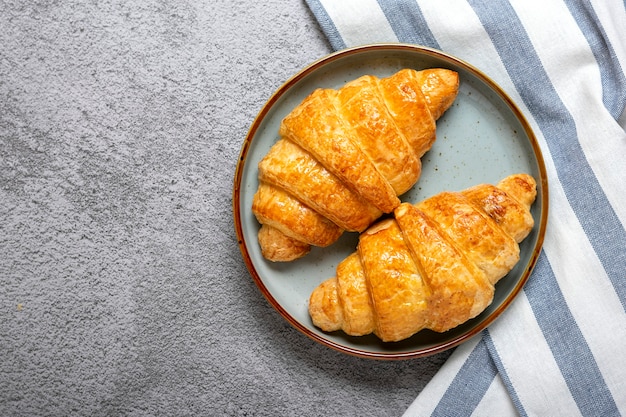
xmin=0 ymin=1 xmax=451 ymax=415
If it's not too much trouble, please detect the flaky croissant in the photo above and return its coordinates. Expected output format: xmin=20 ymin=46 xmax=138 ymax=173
xmin=252 ymin=68 xmax=459 ymax=262
xmin=308 ymin=174 xmax=537 ymax=342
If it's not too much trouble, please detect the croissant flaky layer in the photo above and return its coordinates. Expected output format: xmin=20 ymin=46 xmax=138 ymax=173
xmin=252 ymin=68 xmax=460 ymax=262
xmin=308 ymin=174 xmax=537 ymax=342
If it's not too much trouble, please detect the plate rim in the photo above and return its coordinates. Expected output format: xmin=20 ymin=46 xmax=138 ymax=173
xmin=233 ymin=43 xmax=549 ymax=360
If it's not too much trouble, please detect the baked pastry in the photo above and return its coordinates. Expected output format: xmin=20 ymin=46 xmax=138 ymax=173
xmin=252 ymin=68 xmax=460 ymax=261
xmin=308 ymin=174 xmax=537 ymax=342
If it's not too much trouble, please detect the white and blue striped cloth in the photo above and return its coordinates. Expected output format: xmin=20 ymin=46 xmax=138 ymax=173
xmin=305 ymin=1 xmax=626 ymax=415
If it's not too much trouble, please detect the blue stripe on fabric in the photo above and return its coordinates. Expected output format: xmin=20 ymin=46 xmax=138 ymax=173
xmin=431 ymin=339 xmax=496 ymax=417
xmin=467 ymin=0 xmax=626 ymax=311
xmin=304 ymin=0 xmax=347 ymax=50
xmin=564 ymin=0 xmax=626 ymax=119
xmin=376 ymin=0 xmax=439 ymax=48
xmin=525 ymin=252 xmax=620 ymax=416
xmin=483 ymin=331 xmax=527 ymax=417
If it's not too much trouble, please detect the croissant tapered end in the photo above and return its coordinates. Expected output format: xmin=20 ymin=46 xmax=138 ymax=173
xmin=463 ymin=173 xmax=536 ymax=243
xmin=309 ymin=278 xmax=343 ymax=332
xmin=498 ymin=173 xmax=537 ymax=209
xmin=308 ymin=174 xmax=538 ymax=342
xmin=257 ymin=225 xmax=311 ymax=262
xmin=412 ymin=68 xmax=460 ymax=120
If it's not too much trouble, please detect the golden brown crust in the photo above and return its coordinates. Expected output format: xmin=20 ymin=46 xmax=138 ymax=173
xmin=413 ymin=68 xmax=460 ymax=120
xmin=335 ymin=253 xmax=376 ymax=336
xmin=395 ymin=203 xmax=494 ymax=334
xmin=379 ymin=69 xmax=438 ymax=156
xmin=358 ymin=218 xmax=431 ymax=341
xmin=258 ymin=139 xmax=381 ymax=232
xmin=252 ymin=182 xmax=343 ymax=247
xmin=463 ymin=174 xmax=535 ymax=243
xmin=280 ymin=88 xmax=401 ymax=213
xmin=337 ymin=75 xmax=421 ymax=195
xmin=417 ymin=192 xmax=519 ymax=285
xmin=254 ymin=68 xmax=459 ymax=262
xmin=308 ymin=174 xmax=537 ymax=342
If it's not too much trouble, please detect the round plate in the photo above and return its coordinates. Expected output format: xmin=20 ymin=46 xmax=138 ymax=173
xmin=233 ymin=44 xmax=548 ymax=359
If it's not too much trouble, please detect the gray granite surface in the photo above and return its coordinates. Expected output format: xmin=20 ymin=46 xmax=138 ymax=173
xmin=0 ymin=1 xmax=451 ymax=415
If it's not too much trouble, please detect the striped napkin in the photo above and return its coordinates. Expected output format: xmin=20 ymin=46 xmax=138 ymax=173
xmin=305 ymin=1 xmax=626 ymax=415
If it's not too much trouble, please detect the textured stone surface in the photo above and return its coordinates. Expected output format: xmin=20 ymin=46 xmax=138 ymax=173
xmin=0 ymin=1 xmax=450 ymax=415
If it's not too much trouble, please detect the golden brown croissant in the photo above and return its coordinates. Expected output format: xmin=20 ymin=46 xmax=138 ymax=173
xmin=308 ymin=173 xmax=537 ymax=342
xmin=252 ymin=68 xmax=460 ymax=262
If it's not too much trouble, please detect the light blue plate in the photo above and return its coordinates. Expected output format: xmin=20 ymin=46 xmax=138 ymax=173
xmin=234 ymin=44 xmax=548 ymax=359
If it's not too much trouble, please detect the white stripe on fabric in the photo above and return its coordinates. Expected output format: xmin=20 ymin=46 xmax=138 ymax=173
xmin=470 ymin=374 xmax=518 ymax=417
xmin=402 ymin=336 xmax=481 ymax=417
xmin=315 ymin=0 xmax=398 ymax=47
xmin=485 ymin=292 xmax=583 ymax=417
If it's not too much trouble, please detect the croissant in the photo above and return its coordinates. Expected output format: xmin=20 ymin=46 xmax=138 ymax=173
xmin=252 ymin=68 xmax=460 ymax=262
xmin=308 ymin=173 xmax=537 ymax=342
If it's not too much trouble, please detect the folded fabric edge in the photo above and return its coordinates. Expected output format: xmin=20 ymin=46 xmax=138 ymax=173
xmin=304 ymin=0 xmax=347 ymax=50
xmin=402 ymin=334 xmax=515 ymax=417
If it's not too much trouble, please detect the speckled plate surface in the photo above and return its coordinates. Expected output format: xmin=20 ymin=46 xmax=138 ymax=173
xmin=233 ymin=44 xmax=548 ymax=359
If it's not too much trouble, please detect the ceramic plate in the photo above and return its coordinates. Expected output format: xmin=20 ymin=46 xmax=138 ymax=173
xmin=233 ymin=44 xmax=548 ymax=359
